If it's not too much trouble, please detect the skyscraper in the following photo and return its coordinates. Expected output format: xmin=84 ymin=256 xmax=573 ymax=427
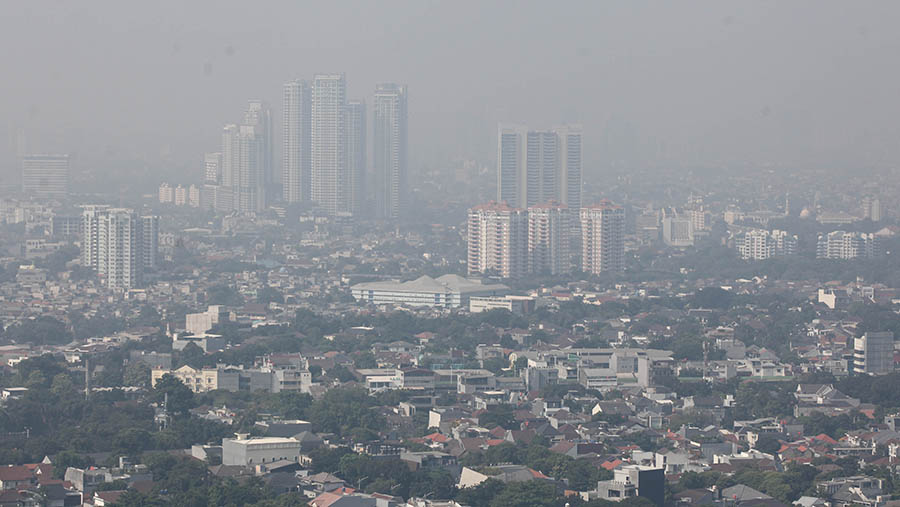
xmin=204 ymin=152 xmax=222 ymax=184
xmin=373 ymin=84 xmax=408 ymax=219
xmin=311 ymin=73 xmax=348 ymax=216
xmin=344 ymin=100 xmax=366 ymax=216
xmin=496 ymin=125 xmax=582 ymax=211
xmin=243 ymin=100 xmax=274 ymax=198
xmin=22 ymin=154 xmax=70 ymax=199
xmin=527 ymin=202 xmax=572 ymax=275
xmin=580 ymin=202 xmax=625 ymax=274
xmin=81 ymin=207 xmax=158 ymax=289
xmin=221 ymin=123 xmax=265 ymax=214
xmin=467 ymin=202 xmax=528 ymax=278
xmin=282 ymin=80 xmax=311 ymax=203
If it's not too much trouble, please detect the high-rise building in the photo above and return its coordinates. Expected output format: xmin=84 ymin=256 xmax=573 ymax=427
xmin=496 ymin=125 xmax=582 ymax=210
xmin=344 ymin=100 xmax=366 ymax=216
xmin=580 ymin=202 xmax=625 ymax=274
xmin=467 ymin=202 xmax=528 ymax=279
xmin=282 ymin=80 xmax=312 ymax=203
xmin=81 ymin=207 xmax=158 ymax=289
xmin=816 ymin=231 xmax=879 ymax=259
xmin=243 ymin=100 xmax=274 ymax=197
xmin=188 ymin=184 xmax=201 ymax=208
xmin=311 ymin=73 xmax=348 ymax=216
xmin=221 ymin=123 xmax=265 ymax=214
xmin=854 ymin=331 xmax=894 ymax=375
xmin=141 ymin=215 xmax=159 ymax=270
xmin=22 ymin=154 xmax=70 ymax=199
xmin=373 ymin=83 xmax=408 ymax=219
xmin=174 ymin=185 xmax=187 ymax=206
xmin=158 ymin=183 xmax=174 ymax=204
xmin=862 ymin=196 xmax=883 ymax=222
xmin=204 ymin=152 xmax=222 ymax=184
xmin=527 ymin=202 xmax=571 ymax=275
xmin=737 ymin=229 xmax=798 ymax=260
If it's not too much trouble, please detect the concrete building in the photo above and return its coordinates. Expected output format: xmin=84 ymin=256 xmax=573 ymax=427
xmin=580 ymin=202 xmax=625 ymax=274
xmin=243 ymin=100 xmax=274 ymax=198
xmin=593 ymin=466 xmax=665 ymax=506
xmin=469 ymin=295 xmax=535 ymax=315
xmin=527 ymin=201 xmax=571 ymax=275
xmin=221 ymin=121 xmax=266 ymax=214
xmin=496 ymin=124 xmax=582 ymax=211
xmin=661 ymin=216 xmax=694 ymax=247
xmin=81 ymin=206 xmax=158 ymax=289
xmin=817 ymin=231 xmax=879 ymax=259
xmin=152 ymin=364 xmax=312 ymax=394
xmin=373 ymin=83 xmax=408 ymax=219
xmin=21 ymin=154 xmax=69 ymax=199
xmin=222 ymin=434 xmax=301 ymax=466
xmin=311 ymin=73 xmax=349 ymax=216
xmin=737 ymin=229 xmax=798 ymax=260
xmin=344 ymin=99 xmax=366 ymax=216
xmin=467 ymin=202 xmax=528 ymax=278
xmin=352 ymin=274 xmax=509 ymax=308
xmin=185 ymin=305 xmax=230 ymax=335
xmin=854 ymin=332 xmax=894 ymax=375
xmin=282 ymin=80 xmax=311 ymax=203
xmin=204 ymin=152 xmax=222 ymax=184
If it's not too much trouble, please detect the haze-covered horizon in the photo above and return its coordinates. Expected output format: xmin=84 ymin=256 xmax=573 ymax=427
xmin=3 ymin=0 xmax=900 ymax=186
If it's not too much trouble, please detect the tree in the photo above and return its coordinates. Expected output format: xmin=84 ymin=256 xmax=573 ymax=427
xmin=4 ymin=317 xmax=72 ymax=346
xmin=152 ymin=374 xmax=195 ymax=415
xmin=123 ymin=362 xmax=151 ymax=389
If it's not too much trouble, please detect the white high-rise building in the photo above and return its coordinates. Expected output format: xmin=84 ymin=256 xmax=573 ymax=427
xmin=467 ymin=202 xmax=528 ymax=279
xmin=816 ymin=231 xmax=878 ymax=259
xmin=174 ymin=184 xmax=187 ymax=206
xmin=737 ymin=229 xmax=798 ymax=260
xmin=527 ymin=202 xmax=571 ymax=275
xmin=81 ymin=207 xmax=158 ymax=289
xmin=311 ymin=73 xmax=348 ymax=216
xmin=580 ymin=202 xmax=626 ymax=274
xmin=22 ymin=154 xmax=70 ymax=199
xmin=188 ymin=184 xmax=201 ymax=208
xmin=221 ymin=123 xmax=265 ymax=214
xmin=373 ymin=83 xmax=408 ymax=219
xmin=158 ymin=183 xmax=174 ymax=204
xmin=344 ymin=100 xmax=366 ymax=216
xmin=282 ymin=80 xmax=311 ymax=203
xmin=496 ymin=125 xmax=582 ymax=211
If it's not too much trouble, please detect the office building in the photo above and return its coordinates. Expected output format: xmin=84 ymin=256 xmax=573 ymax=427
xmin=81 ymin=207 xmax=157 ymax=289
xmin=467 ymin=202 xmax=528 ymax=278
xmin=21 ymin=154 xmax=70 ymax=199
xmin=311 ymin=73 xmax=348 ymax=215
xmin=661 ymin=216 xmax=694 ymax=247
xmin=141 ymin=215 xmax=159 ymax=270
xmin=527 ymin=202 xmax=571 ymax=275
xmin=580 ymin=202 xmax=625 ymax=274
xmin=222 ymin=123 xmax=266 ymax=214
xmin=152 ymin=364 xmax=312 ymax=395
xmin=204 ymin=152 xmax=222 ymax=184
xmin=243 ymin=100 xmax=274 ymax=197
xmin=595 ymin=466 xmax=664 ymax=507
xmin=282 ymin=80 xmax=311 ymax=203
xmin=344 ymin=99 xmax=366 ymax=216
xmin=373 ymin=83 xmax=408 ymax=219
xmin=496 ymin=125 xmax=582 ymax=210
xmin=854 ymin=331 xmax=894 ymax=375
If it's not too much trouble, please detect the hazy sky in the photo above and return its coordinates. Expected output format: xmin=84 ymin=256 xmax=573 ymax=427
xmin=2 ymin=1 xmax=900 ymax=184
